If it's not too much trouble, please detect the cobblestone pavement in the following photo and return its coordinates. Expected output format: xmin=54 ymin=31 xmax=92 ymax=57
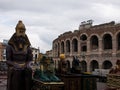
xmin=97 ymin=82 xmax=107 ymax=90
xmin=0 ymin=75 xmax=7 ymax=90
xmin=0 ymin=76 xmax=107 ymax=90
xmin=0 ymin=86 xmax=6 ymax=90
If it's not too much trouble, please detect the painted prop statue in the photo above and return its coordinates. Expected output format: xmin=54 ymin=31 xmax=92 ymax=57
xmin=6 ymin=20 xmax=33 ymax=90
xmin=71 ymin=56 xmax=81 ymax=74
xmin=109 ymin=60 xmax=120 ymax=74
xmin=58 ymin=54 xmax=69 ymax=74
xmin=33 ymin=56 xmax=60 ymax=82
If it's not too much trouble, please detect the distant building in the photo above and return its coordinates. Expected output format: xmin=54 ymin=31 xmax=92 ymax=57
xmin=46 ymin=50 xmax=53 ymax=57
xmin=0 ymin=40 xmax=8 ymax=61
xmin=3 ymin=40 xmax=8 ymax=45
xmin=52 ymin=20 xmax=120 ymax=72
xmin=0 ymin=39 xmax=40 ymax=63
xmin=31 ymin=47 xmax=40 ymax=63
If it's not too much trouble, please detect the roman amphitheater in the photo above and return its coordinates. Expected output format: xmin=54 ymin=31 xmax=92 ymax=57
xmin=52 ymin=20 xmax=120 ymax=72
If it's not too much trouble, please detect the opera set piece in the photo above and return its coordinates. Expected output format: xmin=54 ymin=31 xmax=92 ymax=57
xmin=106 ymin=60 xmax=120 ymax=90
xmin=56 ymin=54 xmax=97 ymax=90
xmin=33 ymin=53 xmax=97 ymax=90
xmin=33 ymin=56 xmax=61 ymax=82
xmin=6 ymin=20 xmax=33 ymax=90
xmin=32 ymin=56 xmax=64 ymax=90
xmin=6 ymin=20 xmax=97 ymax=90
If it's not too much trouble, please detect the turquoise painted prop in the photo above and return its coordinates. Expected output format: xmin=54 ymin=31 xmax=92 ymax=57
xmin=33 ymin=56 xmax=61 ymax=82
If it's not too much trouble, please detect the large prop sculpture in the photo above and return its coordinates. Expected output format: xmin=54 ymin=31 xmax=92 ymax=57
xmin=58 ymin=54 xmax=69 ymax=74
xmin=107 ymin=60 xmax=120 ymax=90
xmin=6 ymin=20 xmax=33 ymax=90
xmin=58 ymin=54 xmax=81 ymax=74
xmin=71 ymin=56 xmax=81 ymax=74
xmin=33 ymin=56 xmax=60 ymax=82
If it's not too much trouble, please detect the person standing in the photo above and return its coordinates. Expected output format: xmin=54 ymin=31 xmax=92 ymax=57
xmin=6 ymin=20 xmax=33 ymax=90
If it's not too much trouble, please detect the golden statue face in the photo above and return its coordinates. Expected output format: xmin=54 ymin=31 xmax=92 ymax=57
xmin=15 ymin=20 xmax=26 ymax=36
xmin=43 ymin=59 xmax=54 ymax=73
xmin=16 ymin=28 xmax=25 ymax=36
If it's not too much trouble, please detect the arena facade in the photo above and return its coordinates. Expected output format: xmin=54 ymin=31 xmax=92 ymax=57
xmin=52 ymin=20 xmax=120 ymax=72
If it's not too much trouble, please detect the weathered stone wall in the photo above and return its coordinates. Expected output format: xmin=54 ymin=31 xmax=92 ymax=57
xmin=53 ymin=21 xmax=120 ymax=72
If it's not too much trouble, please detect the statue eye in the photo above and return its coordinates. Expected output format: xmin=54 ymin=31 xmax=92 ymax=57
xmin=19 ymin=29 xmax=25 ymax=33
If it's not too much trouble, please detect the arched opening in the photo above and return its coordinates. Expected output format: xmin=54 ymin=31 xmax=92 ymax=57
xmin=90 ymin=35 xmax=98 ymax=50
xmin=81 ymin=60 xmax=87 ymax=72
xmin=66 ymin=40 xmax=70 ymax=52
xmin=90 ymin=60 xmax=99 ymax=71
xmin=58 ymin=43 xmax=60 ymax=56
xmin=102 ymin=60 xmax=112 ymax=69
xmin=54 ymin=44 xmax=57 ymax=55
xmin=103 ymin=34 xmax=112 ymax=50
xmin=117 ymin=32 xmax=120 ymax=50
xmin=61 ymin=41 xmax=64 ymax=53
xmin=81 ymin=45 xmax=87 ymax=52
xmin=80 ymin=34 xmax=87 ymax=41
xmin=72 ymin=38 xmax=78 ymax=52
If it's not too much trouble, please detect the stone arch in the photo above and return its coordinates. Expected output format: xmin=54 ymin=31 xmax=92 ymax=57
xmin=58 ymin=42 xmax=60 ymax=56
xmin=80 ymin=33 xmax=88 ymax=37
xmin=101 ymin=32 xmax=113 ymax=38
xmin=102 ymin=60 xmax=112 ymax=69
xmin=54 ymin=43 xmax=58 ymax=55
xmin=102 ymin=34 xmax=112 ymax=50
xmin=90 ymin=60 xmax=99 ymax=71
xmin=116 ymin=32 xmax=120 ymax=50
xmin=61 ymin=41 xmax=65 ymax=53
xmin=72 ymin=38 xmax=78 ymax=52
xmin=55 ymin=43 xmax=58 ymax=51
xmin=81 ymin=60 xmax=87 ymax=72
xmin=66 ymin=40 xmax=70 ymax=53
xmin=115 ymin=30 xmax=120 ymax=36
xmin=88 ymin=34 xmax=100 ymax=40
xmin=80 ymin=34 xmax=88 ymax=41
xmin=90 ymin=35 xmax=99 ymax=50
xmin=80 ymin=34 xmax=88 ymax=52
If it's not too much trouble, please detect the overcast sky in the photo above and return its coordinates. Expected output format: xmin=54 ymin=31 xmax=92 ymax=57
xmin=0 ymin=0 xmax=120 ymax=53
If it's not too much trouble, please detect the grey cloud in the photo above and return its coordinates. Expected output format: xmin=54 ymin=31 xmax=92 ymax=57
xmin=1 ymin=0 xmax=120 ymax=53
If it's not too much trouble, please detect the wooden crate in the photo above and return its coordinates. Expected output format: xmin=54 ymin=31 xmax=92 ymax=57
xmin=60 ymin=74 xmax=81 ymax=90
xmin=59 ymin=74 xmax=97 ymax=90
xmin=32 ymin=79 xmax=64 ymax=90
xmin=81 ymin=74 xmax=97 ymax=90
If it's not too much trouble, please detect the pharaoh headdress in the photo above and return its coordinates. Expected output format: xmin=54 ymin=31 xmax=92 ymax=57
xmin=8 ymin=20 xmax=31 ymax=51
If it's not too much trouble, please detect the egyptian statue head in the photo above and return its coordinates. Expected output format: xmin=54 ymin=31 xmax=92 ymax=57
xmin=8 ymin=20 xmax=30 ymax=51
xmin=15 ymin=20 xmax=26 ymax=37
xmin=40 ymin=56 xmax=54 ymax=73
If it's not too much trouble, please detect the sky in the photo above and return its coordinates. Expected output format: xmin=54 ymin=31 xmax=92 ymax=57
xmin=0 ymin=0 xmax=120 ymax=53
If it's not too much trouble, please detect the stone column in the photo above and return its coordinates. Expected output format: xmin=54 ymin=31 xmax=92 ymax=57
xmin=99 ymin=39 xmax=103 ymax=54
xmin=64 ymin=41 xmax=66 ymax=54
xmin=53 ymin=43 xmax=55 ymax=57
xmin=112 ymin=37 xmax=117 ymax=55
xmin=59 ymin=41 xmax=61 ymax=54
xmin=99 ymin=62 xmax=103 ymax=69
xmin=87 ymin=61 xmax=91 ymax=72
xmin=78 ymin=40 xmax=81 ymax=56
xmin=70 ymin=40 xmax=72 ymax=56
xmin=87 ymin=40 xmax=90 ymax=54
